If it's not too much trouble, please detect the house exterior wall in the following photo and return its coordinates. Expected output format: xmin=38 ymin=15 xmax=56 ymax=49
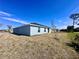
xmin=30 ymin=26 xmax=51 ymax=36
xmin=13 ymin=25 xmax=30 ymax=36
xmin=49 ymin=29 xmax=52 ymax=33
xmin=13 ymin=25 xmax=51 ymax=36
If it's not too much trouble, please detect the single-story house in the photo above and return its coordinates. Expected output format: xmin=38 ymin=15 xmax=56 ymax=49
xmin=13 ymin=23 xmax=51 ymax=36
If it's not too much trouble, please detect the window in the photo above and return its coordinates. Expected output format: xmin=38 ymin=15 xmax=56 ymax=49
xmin=48 ymin=28 xmax=49 ymax=33
xmin=38 ymin=27 xmax=40 ymax=32
xmin=44 ymin=28 xmax=46 ymax=32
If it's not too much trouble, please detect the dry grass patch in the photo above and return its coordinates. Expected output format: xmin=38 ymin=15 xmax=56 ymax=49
xmin=0 ymin=32 xmax=79 ymax=59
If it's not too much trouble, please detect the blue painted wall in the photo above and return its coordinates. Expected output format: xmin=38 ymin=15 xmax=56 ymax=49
xmin=13 ymin=25 xmax=30 ymax=36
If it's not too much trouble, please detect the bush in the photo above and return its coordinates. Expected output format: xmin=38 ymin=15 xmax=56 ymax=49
xmin=67 ymin=32 xmax=79 ymax=52
xmin=67 ymin=26 xmax=74 ymax=32
xmin=72 ymin=34 xmax=79 ymax=45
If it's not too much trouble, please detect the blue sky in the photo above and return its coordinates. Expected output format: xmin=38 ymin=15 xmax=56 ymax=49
xmin=0 ymin=0 xmax=79 ymax=29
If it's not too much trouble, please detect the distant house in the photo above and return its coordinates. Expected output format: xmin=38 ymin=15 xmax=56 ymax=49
xmin=13 ymin=23 xmax=51 ymax=36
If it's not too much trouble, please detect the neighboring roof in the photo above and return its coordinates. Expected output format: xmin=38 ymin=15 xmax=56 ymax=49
xmin=14 ymin=23 xmax=51 ymax=29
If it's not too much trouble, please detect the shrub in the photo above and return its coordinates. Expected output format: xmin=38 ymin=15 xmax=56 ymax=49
xmin=67 ymin=26 xmax=74 ymax=32
xmin=67 ymin=32 xmax=79 ymax=52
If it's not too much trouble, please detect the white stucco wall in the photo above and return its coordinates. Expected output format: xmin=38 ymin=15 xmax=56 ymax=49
xmin=30 ymin=26 xmax=51 ymax=36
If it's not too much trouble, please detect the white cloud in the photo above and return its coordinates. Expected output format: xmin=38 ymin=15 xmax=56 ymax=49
xmin=0 ymin=11 xmax=11 ymax=16
xmin=57 ymin=25 xmax=67 ymax=29
xmin=74 ymin=24 xmax=79 ymax=28
xmin=1 ymin=17 xmax=28 ymax=24
xmin=0 ymin=11 xmax=28 ymax=24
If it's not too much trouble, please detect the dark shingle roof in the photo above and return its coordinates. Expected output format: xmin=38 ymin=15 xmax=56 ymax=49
xmin=14 ymin=23 xmax=50 ymax=29
xmin=30 ymin=23 xmax=50 ymax=28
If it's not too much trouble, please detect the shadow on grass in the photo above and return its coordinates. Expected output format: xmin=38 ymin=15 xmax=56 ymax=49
xmin=66 ymin=42 xmax=79 ymax=53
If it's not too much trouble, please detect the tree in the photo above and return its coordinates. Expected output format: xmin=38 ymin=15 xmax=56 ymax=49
xmin=67 ymin=26 xmax=74 ymax=32
xmin=70 ymin=13 xmax=79 ymax=28
xmin=51 ymin=20 xmax=56 ymax=32
xmin=7 ymin=25 xmax=12 ymax=33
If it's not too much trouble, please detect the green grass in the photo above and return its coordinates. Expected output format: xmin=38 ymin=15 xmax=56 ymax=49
xmin=67 ymin=32 xmax=79 ymax=40
xmin=67 ymin=32 xmax=79 ymax=44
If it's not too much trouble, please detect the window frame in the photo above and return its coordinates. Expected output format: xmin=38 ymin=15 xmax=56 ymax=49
xmin=44 ymin=28 xmax=46 ymax=32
